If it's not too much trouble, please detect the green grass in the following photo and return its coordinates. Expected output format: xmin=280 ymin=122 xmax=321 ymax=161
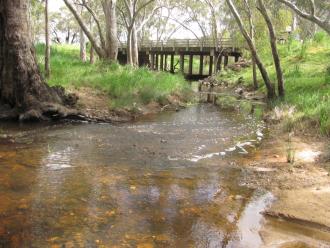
xmin=35 ymin=44 xmax=192 ymax=109
xmin=217 ymin=32 xmax=330 ymax=135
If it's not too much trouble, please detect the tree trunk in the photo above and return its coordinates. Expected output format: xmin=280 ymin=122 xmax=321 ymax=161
xmin=64 ymin=0 xmax=106 ymax=58
xmin=244 ymin=0 xmax=258 ymax=90
xmin=226 ymin=0 xmax=276 ymax=99
xmin=131 ymin=24 xmax=139 ymax=66
xmin=258 ymin=0 xmax=285 ymax=97
xmin=291 ymin=11 xmax=297 ymax=32
xmin=90 ymin=45 xmax=95 ymax=64
xmin=80 ymin=28 xmax=87 ymax=62
xmin=0 ymin=0 xmax=77 ymax=121
xmin=127 ymin=28 xmax=133 ymax=64
xmin=45 ymin=0 xmax=50 ymax=78
xmin=102 ymin=0 xmax=118 ymax=61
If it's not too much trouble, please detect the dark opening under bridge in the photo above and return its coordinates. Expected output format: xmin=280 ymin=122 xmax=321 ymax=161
xmin=117 ymin=38 xmax=242 ymax=79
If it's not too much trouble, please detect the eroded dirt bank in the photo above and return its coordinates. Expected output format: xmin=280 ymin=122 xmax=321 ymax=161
xmin=70 ymin=87 xmax=187 ymax=123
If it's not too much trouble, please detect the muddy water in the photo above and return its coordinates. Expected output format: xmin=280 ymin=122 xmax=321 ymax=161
xmin=0 ymin=104 xmax=273 ymax=247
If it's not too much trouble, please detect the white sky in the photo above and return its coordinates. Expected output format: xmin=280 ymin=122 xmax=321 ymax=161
xmin=49 ymin=0 xmax=64 ymax=12
xmin=48 ymin=0 xmax=200 ymax=39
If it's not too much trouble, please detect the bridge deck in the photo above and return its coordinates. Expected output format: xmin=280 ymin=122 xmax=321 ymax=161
xmin=118 ymin=38 xmax=241 ymax=54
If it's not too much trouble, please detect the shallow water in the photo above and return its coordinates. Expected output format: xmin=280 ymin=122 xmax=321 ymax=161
xmin=0 ymin=104 xmax=273 ymax=247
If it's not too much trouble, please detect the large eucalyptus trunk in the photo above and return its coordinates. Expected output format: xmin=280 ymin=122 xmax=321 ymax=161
xmin=0 ymin=0 xmax=76 ymax=121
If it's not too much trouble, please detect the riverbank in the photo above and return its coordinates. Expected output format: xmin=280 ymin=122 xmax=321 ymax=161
xmin=217 ymin=31 xmax=330 ymax=136
xmin=36 ymin=44 xmax=193 ymax=122
xmin=197 ymin=75 xmax=330 ymax=246
xmin=65 ymin=86 xmax=189 ymax=122
xmin=235 ymin=116 xmax=330 ymax=247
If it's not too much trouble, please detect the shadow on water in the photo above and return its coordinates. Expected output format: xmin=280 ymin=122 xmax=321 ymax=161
xmin=0 ymin=104 xmax=273 ymax=247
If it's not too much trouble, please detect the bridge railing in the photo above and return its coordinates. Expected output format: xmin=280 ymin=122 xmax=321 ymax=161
xmin=118 ymin=38 xmax=239 ymax=49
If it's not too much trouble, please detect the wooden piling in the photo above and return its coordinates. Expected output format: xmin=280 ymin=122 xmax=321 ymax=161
xmin=189 ymin=54 xmax=193 ymax=76
xmin=160 ymin=54 xmax=164 ymax=71
xmin=164 ymin=55 xmax=168 ymax=71
xmin=150 ymin=53 xmax=155 ymax=70
xmin=170 ymin=54 xmax=175 ymax=73
xmin=155 ymin=54 xmax=159 ymax=70
xmin=199 ymin=55 xmax=204 ymax=76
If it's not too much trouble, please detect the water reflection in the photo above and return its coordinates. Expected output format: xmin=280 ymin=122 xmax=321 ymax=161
xmin=0 ymin=104 xmax=272 ymax=247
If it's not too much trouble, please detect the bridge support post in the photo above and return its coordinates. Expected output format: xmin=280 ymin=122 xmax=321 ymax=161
xmin=150 ymin=53 xmax=155 ymax=70
xmin=224 ymin=55 xmax=229 ymax=69
xmin=199 ymin=55 xmax=204 ymax=76
xmin=180 ymin=54 xmax=184 ymax=73
xmin=160 ymin=54 xmax=164 ymax=71
xmin=155 ymin=53 xmax=159 ymax=70
xmin=188 ymin=54 xmax=193 ymax=76
xmin=209 ymin=55 xmax=214 ymax=76
xmin=170 ymin=54 xmax=175 ymax=73
xmin=164 ymin=55 xmax=168 ymax=71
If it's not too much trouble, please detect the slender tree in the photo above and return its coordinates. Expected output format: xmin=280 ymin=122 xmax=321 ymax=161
xmin=79 ymin=6 xmax=87 ymax=62
xmin=80 ymin=28 xmax=87 ymax=61
xmin=258 ymin=0 xmax=285 ymax=97
xmin=226 ymin=0 xmax=276 ymax=99
xmin=45 ymin=0 xmax=51 ymax=77
xmin=63 ymin=0 xmax=118 ymax=61
xmin=118 ymin=0 xmax=159 ymax=65
xmin=243 ymin=0 xmax=258 ymax=89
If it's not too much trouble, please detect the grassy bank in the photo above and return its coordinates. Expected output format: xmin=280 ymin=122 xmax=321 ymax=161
xmin=218 ymin=32 xmax=330 ymax=135
xmin=36 ymin=44 xmax=192 ymax=110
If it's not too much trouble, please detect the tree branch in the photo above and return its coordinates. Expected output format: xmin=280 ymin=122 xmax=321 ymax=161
xmin=277 ymin=0 xmax=330 ymax=35
xmin=63 ymin=0 xmax=105 ymax=57
xmin=79 ymin=0 xmax=106 ymax=48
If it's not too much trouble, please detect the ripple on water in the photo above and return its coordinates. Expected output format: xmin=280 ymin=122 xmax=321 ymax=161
xmin=0 ymin=104 xmax=272 ymax=247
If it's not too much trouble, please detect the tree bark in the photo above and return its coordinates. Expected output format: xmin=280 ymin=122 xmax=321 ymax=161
xmin=243 ymin=0 xmax=258 ymax=90
xmin=127 ymin=27 xmax=133 ymax=64
xmin=131 ymin=24 xmax=139 ymax=66
xmin=90 ymin=45 xmax=95 ymax=64
xmin=80 ymin=28 xmax=87 ymax=62
xmin=0 ymin=0 xmax=77 ymax=121
xmin=226 ymin=0 xmax=276 ymax=99
xmin=258 ymin=0 xmax=285 ymax=97
xmin=102 ymin=0 xmax=118 ymax=61
xmin=45 ymin=0 xmax=51 ymax=78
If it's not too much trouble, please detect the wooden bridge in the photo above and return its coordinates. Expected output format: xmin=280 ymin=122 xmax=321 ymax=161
xmin=117 ymin=38 xmax=242 ymax=79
